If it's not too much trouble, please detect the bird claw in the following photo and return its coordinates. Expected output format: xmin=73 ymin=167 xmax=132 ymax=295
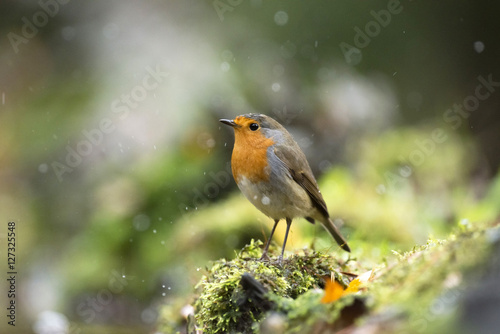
xmin=259 ymin=252 xmax=271 ymax=261
xmin=259 ymin=249 xmax=287 ymax=266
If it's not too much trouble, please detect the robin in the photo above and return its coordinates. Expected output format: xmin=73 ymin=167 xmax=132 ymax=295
xmin=220 ymin=113 xmax=350 ymax=262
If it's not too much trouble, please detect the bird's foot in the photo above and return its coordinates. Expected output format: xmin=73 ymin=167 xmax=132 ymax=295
xmin=259 ymin=252 xmax=285 ymax=266
xmin=259 ymin=252 xmax=271 ymax=262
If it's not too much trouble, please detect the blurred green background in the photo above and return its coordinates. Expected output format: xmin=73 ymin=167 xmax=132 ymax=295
xmin=0 ymin=0 xmax=499 ymax=333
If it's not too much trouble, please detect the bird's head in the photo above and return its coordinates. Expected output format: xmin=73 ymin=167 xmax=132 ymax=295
xmin=219 ymin=113 xmax=287 ymax=144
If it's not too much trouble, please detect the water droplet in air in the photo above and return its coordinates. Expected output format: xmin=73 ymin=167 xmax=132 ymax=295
xmin=221 ymin=62 xmax=230 ymax=72
xmin=274 ymin=11 xmax=289 ymax=26
xmin=38 ymin=164 xmax=48 ymax=173
xmin=474 ymin=41 xmax=485 ymax=53
xmin=133 ymin=214 xmax=151 ymax=231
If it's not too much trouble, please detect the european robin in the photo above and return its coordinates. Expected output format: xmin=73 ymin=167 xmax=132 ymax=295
xmin=220 ymin=113 xmax=350 ymax=262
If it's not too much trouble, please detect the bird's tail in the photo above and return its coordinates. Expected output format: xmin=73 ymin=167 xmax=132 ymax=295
xmin=321 ymin=218 xmax=351 ymax=252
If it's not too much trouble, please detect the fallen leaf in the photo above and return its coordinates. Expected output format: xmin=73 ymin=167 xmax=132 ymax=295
xmin=344 ymin=278 xmax=362 ymax=294
xmin=321 ymin=279 xmax=345 ymax=304
xmin=321 ymin=269 xmax=376 ymax=304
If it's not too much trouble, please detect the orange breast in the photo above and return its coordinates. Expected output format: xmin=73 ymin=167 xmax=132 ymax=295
xmin=231 ymin=129 xmax=275 ymax=183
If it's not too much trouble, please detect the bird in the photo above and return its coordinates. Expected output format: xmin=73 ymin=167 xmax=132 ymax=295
xmin=220 ymin=113 xmax=350 ymax=262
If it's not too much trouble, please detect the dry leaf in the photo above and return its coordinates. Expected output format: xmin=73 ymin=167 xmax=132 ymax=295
xmin=321 ymin=269 xmax=376 ymax=304
xmin=321 ymin=279 xmax=345 ymax=304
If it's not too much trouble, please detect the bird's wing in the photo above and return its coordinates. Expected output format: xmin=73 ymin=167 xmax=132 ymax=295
xmin=273 ymin=145 xmax=329 ymax=218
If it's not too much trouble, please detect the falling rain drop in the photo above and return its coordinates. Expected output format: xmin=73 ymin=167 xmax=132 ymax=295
xmin=133 ymin=214 xmax=151 ymax=231
xmin=38 ymin=164 xmax=49 ymax=173
xmin=274 ymin=11 xmax=289 ymax=26
xmin=473 ymin=41 xmax=485 ymax=53
xmin=221 ymin=62 xmax=230 ymax=72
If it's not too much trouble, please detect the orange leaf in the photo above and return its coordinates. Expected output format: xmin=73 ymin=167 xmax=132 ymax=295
xmin=321 ymin=269 xmax=377 ymax=304
xmin=344 ymin=277 xmax=362 ymax=294
xmin=321 ymin=279 xmax=345 ymax=304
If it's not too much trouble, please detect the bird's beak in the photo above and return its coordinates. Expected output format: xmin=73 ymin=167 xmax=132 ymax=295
xmin=219 ymin=119 xmax=240 ymax=128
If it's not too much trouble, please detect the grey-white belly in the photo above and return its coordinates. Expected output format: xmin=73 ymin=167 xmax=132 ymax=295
xmin=237 ymin=175 xmax=313 ymax=220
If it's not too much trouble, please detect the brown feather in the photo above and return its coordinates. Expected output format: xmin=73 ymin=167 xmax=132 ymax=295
xmin=273 ymin=146 xmax=329 ymax=218
xmin=274 ymin=144 xmax=351 ymax=252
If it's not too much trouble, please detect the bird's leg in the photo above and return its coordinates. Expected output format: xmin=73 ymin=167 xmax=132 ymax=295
xmin=260 ymin=219 xmax=279 ymax=260
xmin=279 ymin=218 xmax=292 ymax=264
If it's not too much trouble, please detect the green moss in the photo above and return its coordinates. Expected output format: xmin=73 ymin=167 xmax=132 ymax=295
xmin=365 ymin=223 xmax=495 ymax=333
xmin=156 ymin=221 xmax=497 ymax=334
xmin=193 ymin=240 xmax=351 ymax=333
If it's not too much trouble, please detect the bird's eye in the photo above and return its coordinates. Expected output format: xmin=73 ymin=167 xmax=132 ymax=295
xmin=249 ymin=123 xmax=259 ymax=131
